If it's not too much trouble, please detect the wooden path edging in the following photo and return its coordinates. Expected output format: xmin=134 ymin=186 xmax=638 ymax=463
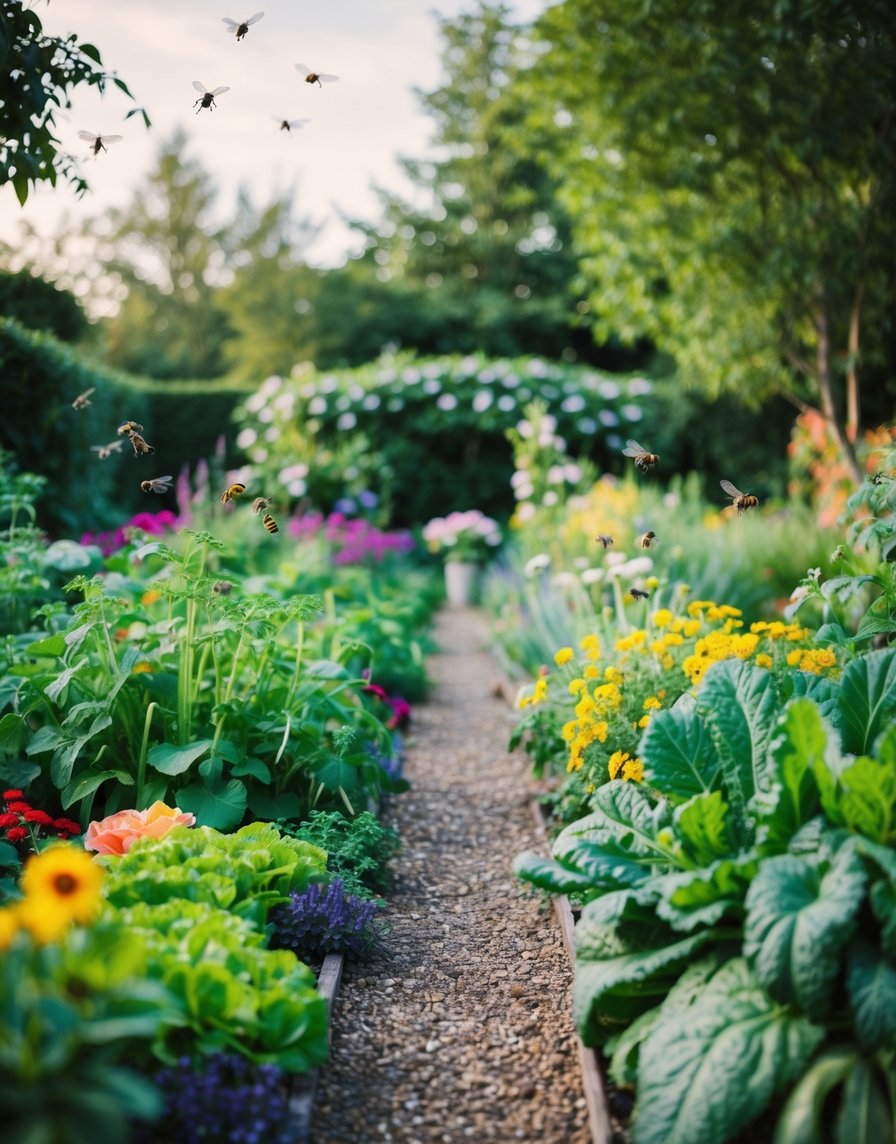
xmin=289 ymin=951 xmax=345 ymax=1143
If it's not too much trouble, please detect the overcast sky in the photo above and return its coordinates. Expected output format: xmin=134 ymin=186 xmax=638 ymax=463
xmin=1 ymin=0 xmax=549 ymax=266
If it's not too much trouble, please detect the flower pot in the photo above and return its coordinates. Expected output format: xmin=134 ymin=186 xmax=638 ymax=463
xmin=444 ymin=561 xmax=482 ymax=607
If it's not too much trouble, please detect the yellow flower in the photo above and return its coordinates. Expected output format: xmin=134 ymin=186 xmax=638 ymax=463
xmin=19 ymin=844 xmax=103 ymax=942
xmin=0 ymin=907 xmax=19 ymax=950
xmin=579 ymin=633 xmax=602 ymax=661
xmin=141 ymin=589 xmax=162 ymax=606
xmin=532 ymin=677 xmax=548 ymax=704
xmin=583 ymin=664 xmax=600 ymax=679
xmin=604 ymin=665 xmax=624 ymax=685
xmin=643 ymin=696 xmax=662 ymax=710
xmin=608 ymin=750 xmax=630 ymax=780
xmin=615 ymin=630 xmax=647 ymax=652
xmin=754 ymin=653 xmax=773 ymax=669
xmin=621 ymin=756 xmax=644 ymax=782
xmin=638 ymin=714 xmax=651 ymax=728
xmin=561 ymin=720 xmax=579 ymax=742
xmin=554 ymin=646 xmax=574 ymax=666
xmin=568 ymin=678 xmax=587 ymax=695
xmin=652 ymin=609 xmax=673 ymax=629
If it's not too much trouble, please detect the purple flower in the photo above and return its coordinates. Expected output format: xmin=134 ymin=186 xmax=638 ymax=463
xmin=271 ymin=878 xmax=385 ymax=960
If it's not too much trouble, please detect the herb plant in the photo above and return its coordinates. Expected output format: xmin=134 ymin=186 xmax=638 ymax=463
xmin=278 ymin=809 xmax=401 ymax=899
xmin=271 ymin=877 xmax=386 ymax=960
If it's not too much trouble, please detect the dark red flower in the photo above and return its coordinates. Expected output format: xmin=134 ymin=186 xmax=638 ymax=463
xmin=0 ymin=811 xmax=19 ymax=829
xmin=53 ymin=818 xmax=82 ymax=836
xmin=6 ymin=800 xmax=30 ymax=814
xmin=2 ymin=789 xmax=24 ymax=802
xmin=23 ymin=809 xmax=54 ymax=827
xmin=6 ymin=826 xmax=27 ymax=843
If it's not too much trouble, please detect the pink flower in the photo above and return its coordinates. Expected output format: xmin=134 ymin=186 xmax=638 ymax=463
xmin=84 ymin=801 xmax=196 ymax=856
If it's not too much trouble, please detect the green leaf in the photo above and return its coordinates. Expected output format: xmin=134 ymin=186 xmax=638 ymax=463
xmin=838 ymin=648 xmax=896 ymax=756
xmin=177 ymin=778 xmax=247 ymax=830
xmin=24 ymin=633 xmax=66 ymax=657
xmin=673 ymin=791 xmax=735 ymax=866
xmin=835 ymin=1056 xmax=894 ymax=1144
xmin=845 ymin=939 xmax=896 ymax=1051
xmin=817 ymin=753 xmax=896 ymax=845
xmin=640 ymin=698 xmax=722 ymax=804
xmin=772 ymin=1048 xmax=857 ymax=1144
xmin=305 ymin=658 xmax=350 ymax=679
xmin=247 ymin=789 xmax=303 ymax=822
xmin=655 ymin=853 xmax=758 ymax=932
xmin=756 ymin=698 xmax=832 ymax=850
xmin=313 ymin=754 xmax=361 ymax=793
xmin=513 ymin=849 xmax=635 ymax=895
xmin=147 ymin=739 xmax=213 ymax=776
xmin=698 ymin=660 xmax=781 ymax=844
xmin=553 ymin=782 xmax=675 ymax=865
xmin=633 ymin=958 xmax=825 ymax=1144
xmin=744 ymin=845 xmax=866 ymax=1018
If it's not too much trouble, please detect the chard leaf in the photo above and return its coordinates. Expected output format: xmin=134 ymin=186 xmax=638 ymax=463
xmin=177 ymin=778 xmax=247 ymax=831
xmin=744 ymin=845 xmax=866 ymax=1018
xmin=756 ymin=698 xmax=832 ymax=850
xmin=573 ymin=929 xmax=715 ymax=1046
xmin=835 ymin=1056 xmax=894 ymax=1144
xmin=674 ymin=790 xmax=735 ymax=865
xmin=147 ymin=739 xmax=214 ymax=776
xmin=837 ymin=648 xmax=896 ymax=756
xmin=655 ymin=853 xmax=758 ymax=932
xmin=772 ymin=1048 xmax=857 ymax=1144
xmin=633 ymin=958 xmax=824 ymax=1144
xmin=553 ymin=782 xmax=674 ymax=865
xmin=513 ymin=850 xmax=615 ymax=895
xmin=698 ymin=660 xmax=781 ymax=844
xmin=815 ymin=753 xmax=896 ymax=846
xmin=845 ymin=938 xmax=896 ymax=1051
xmin=640 ymin=700 xmax=721 ymax=803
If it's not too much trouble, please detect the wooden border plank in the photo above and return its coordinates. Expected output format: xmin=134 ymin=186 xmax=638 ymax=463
xmin=288 ymin=952 xmax=345 ymax=1143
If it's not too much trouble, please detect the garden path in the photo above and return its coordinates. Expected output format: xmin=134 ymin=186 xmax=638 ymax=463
xmin=312 ymin=606 xmax=591 ymax=1144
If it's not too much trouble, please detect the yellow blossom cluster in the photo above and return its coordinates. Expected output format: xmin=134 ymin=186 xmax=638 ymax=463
xmin=608 ymin=750 xmax=644 ymax=783
xmin=0 ymin=844 xmax=103 ymax=949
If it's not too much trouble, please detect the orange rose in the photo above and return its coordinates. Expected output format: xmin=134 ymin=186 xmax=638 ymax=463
xmin=84 ymin=801 xmax=196 ymax=855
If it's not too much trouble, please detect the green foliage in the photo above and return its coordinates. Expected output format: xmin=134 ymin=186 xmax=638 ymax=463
xmin=0 ymin=269 xmax=89 ymax=342
xmin=515 ymin=654 xmax=896 ymax=1143
xmin=233 ymin=353 xmax=660 ymax=526
xmin=0 ymin=0 xmax=148 ymax=204
xmin=0 ymin=922 xmax=170 ymax=1144
xmin=279 ymin=810 xmax=401 ymax=899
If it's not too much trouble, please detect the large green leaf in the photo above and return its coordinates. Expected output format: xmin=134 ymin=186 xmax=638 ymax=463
xmin=744 ymin=845 xmax=866 ymax=1018
xmin=177 ymin=778 xmax=247 ymax=831
xmin=835 ymin=1056 xmax=895 ymax=1144
xmin=845 ymin=938 xmax=896 ymax=1051
xmin=640 ymin=697 xmax=722 ymax=803
xmin=655 ymin=853 xmax=758 ymax=932
xmin=513 ymin=849 xmax=646 ymax=896
xmin=147 ymin=739 xmax=214 ymax=776
xmin=573 ymin=929 xmax=716 ymax=1046
xmin=553 ymin=782 xmax=674 ymax=866
xmin=756 ymin=698 xmax=832 ymax=850
xmin=673 ymin=790 xmax=736 ymax=866
xmin=837 ymin=648 xmax=896 ymax=756
xmin=698 ymin=660 xmax=781 ymax=844
xmin=633 ymin=958 xmax=825 ymax=1144
xmin=815 ymin=753 xmax=896 ymax=846
xmin=772 ymin=1048 xmax=857 ymax=1144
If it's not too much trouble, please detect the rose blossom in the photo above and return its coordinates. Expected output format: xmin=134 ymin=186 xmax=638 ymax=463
xmin=84 ymin=801 xmax=196 ymax=856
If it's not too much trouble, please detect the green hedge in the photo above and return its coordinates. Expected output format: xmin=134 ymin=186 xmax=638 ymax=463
xmin=0 ymin=319 xmax=253 ymax=537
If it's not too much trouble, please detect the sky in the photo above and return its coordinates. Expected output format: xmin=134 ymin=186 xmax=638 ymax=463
xmin=1 ymin=0 xmax=549 ymax=268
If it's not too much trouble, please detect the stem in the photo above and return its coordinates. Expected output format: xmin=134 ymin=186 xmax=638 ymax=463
xmin=285 ymin=620 xmax=306 ymax=711
xmin=136 ymin=702 xmax=158 ymax=808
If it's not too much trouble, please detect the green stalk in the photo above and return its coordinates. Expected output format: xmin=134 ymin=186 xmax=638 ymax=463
xmin=285 ymin=620 xmax=306 ymax=711
xmin=136 ymin=702 xmax=158 ymax=808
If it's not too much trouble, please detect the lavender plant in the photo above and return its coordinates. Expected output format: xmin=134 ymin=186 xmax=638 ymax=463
xmin=271 ymin=877 xmax=385 ymax=960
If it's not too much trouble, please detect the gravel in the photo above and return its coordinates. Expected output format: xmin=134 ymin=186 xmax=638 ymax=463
xmin=312 ymin=607 xmax=592 ymax=1144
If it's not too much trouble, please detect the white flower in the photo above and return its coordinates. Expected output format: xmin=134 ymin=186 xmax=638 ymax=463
xmin=542 ymin=491 xmax=559 ymax=506
xmin=581 ymin=567 xmax=604 ymax=585
xmin=516 ymin=503 xmax=536 ymax=522
xmin=524 ymin=553 xmax=551 ymax=576
xmin=806 ymin=567 xmax=821 ymax=582
xmin=605 ymin=551 xmax=627 ymax=567
xmin=236 ymin=427 xmax=257 ymax=449
xmin=551 ymin=571 xmax=580 ymax=591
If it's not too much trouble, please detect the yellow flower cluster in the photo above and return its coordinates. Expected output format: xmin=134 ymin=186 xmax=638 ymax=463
xmin=608 ymin=750 xmax=644 ymax=783
xmin=517 ymin=675 xmax=549 ymax=709
xmin=0 ymin=844 xmax=103 ymax=949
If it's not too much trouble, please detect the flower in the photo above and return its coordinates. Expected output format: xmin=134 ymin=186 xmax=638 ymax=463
xmin=18 ymin=844 xmax=104 ymax=941
xmin=422 ymin=510 xmax=502 ymax=563
xmin=84 ymin=801 xmax=196 ymax=856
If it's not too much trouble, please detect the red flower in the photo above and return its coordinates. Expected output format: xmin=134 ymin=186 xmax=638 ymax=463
xmin=2 ymin=789 xmax=24 ymax=801
xmin=6 ymin=800 xmax=30 ymax=814
xmin=23 ymin=809 xmax=54 ymax=827
xmin=0 ymin=812 xmax=19 ymax=829
xmin=53 ymin=818 xmax=82 ymax=836
xmin=6 ymin=827 xmax=27 ymax=843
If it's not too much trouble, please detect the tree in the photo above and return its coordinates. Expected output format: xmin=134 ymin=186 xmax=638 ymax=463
xmin=0 ymin=0 xmax=148 ymax=204
xmin=347 ymin=2 xmax=628 ymax=365
xmin=513 ymin=0 xmax=896 ymax=482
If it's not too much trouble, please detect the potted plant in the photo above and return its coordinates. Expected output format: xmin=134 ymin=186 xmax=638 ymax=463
xmin=422 ymin=510 xmax=502 ymax=606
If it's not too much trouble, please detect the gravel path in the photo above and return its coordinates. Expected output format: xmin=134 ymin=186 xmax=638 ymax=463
xmin=312 ymin=607 xmax=591 ymax=1144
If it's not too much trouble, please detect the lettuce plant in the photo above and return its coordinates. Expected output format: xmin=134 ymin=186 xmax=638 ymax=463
xmin=516 ymin=649 xmax=896 ymax=1144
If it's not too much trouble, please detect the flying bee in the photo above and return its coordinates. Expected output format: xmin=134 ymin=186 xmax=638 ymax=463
xmin=295 ymin=62 xmax=339 ymax=87
xmin=595 ymin=534 xmax=614 ymax=549
xmin=222 ymin=11 xmax=264 ymax=40
xmin=720 ymin=480 xmax=759 ymax=514
xmin=251 ymin=496 xmax=271 ymax=515
xmin=639 ymin=530 xmax=658 ymax=549
xmin=272 ymin=116 xmax=311 ymax=133
xmin=117 ymin=419 xmax=143 ymax=435
xmin=622 ymin=439 xmax=660 ymax=472
xmin=72 ymin=387 xmax=95 ymax=410
xmin=212 ymin=580 xmax=234 ymax=596
xmin=220 ymin=482 xmax=246 ymax=505
xmin=630 ymin=587 xmax=650 ymax=600
xmin=870 ymin=470 xmax=895 ymax=485
xmin=262 ymin=512 xmax=279 ymax=535
xmin=127 ymin=430 xmax=155 ymax=457
xmin=90 ymin=440 xmax=124 ymax=460
xmin=193 ymin=82 xmax=230 ymax=113
xmin=140 ymin=475 xmax=173 ymax=495
xmin=77 ymin=131 xmax=123 ymax=156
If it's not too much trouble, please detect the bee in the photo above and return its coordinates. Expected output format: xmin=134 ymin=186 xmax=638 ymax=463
xmin=117 ymin=419 xmax=143 ymax=435
xmin=90 ymin=440 xmax=124 ymax=460
xmin=622 ymin=439 xmax=660 ymax=472
xmin=272 ymin=116 xmax=311 ymax=133
xmin=212 ymin=580 xmax=234 ymax=596
xmin=870 ymin=470 xmax=895 ymax=485
xmin=295 ymin=62 xmax=339 ymax=87
xmin=140 ymin=475 xmax=173 ymax=495
xmin=72 ymin=387 xmax=95 ymax=410
xmin=77 ymin=131 xmax=123 ymax=156
xmin=595 ymin=534 xmax=614 ymax=549
xmin=220 ymin=482 xmax=246 ymax=505
xmin=720 ymin=480 xmax=759 ymax=514
xmin=222 ymin=11 xmax=264 ymax=40
xmin=262 ymin=512 xmax=279 ymax=535
xmin=128 ymin=430 xmax=155 ymax=457
xmin=193 ymin=82 xmax=230 ymax=113
xmin=251 ymin=496 xmax=271 ymax=514
xmin=630 ymin=587 xmax=650 ymax=600
xmin=639 ymin=530 xmax=658 ymax=549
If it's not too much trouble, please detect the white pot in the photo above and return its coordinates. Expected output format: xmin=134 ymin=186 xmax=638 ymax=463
xmin=444 ymin=561 xmax=481 ymax=607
